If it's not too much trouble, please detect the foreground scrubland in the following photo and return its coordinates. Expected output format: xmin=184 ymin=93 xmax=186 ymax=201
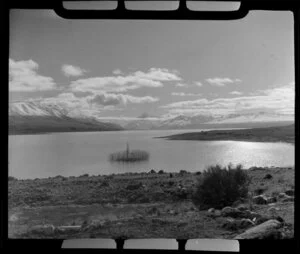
xmin=8 ymin=165 xmax=294 ymax=239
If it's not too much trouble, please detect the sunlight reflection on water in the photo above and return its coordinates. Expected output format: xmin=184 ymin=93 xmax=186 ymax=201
xmin=9 ymin=131 xmax=294 ymax=179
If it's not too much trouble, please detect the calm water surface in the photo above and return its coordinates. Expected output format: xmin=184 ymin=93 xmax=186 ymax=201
xmin=9 ymin=129 xmax=294 ymax=179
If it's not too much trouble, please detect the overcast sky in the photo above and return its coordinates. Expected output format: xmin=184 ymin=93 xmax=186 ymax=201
xmin=9 ymin=8 xmax=294 ymax=120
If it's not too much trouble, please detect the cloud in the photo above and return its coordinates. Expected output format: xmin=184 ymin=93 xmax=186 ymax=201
xmin=113 ymin=69 xmax=122 ymax=75
xmin=195 ymin=82 xmax=203 ymax=87
xmin=172 ymin=92 xmax=202 ymax=97
xmin=62 ymin=64 xmax=87 ymax=77
xmin=176 ymin=83 xmax=188 ymax=87
xmin=25 ymin=91 xmax=159 ymax=120
xmin=9 ymin=59 xmax=56 ymax=91
xmin=70 ymin=68 xmax=181 ymax=93
xmin=88 ymin=92 xmax=159 ymax=106
xmin=229 ymin=91 xmax=243 ymax=95
xmin=162 ymin=83 xmax=294 ymax=118
xmin=206 ymin=77 xmax=241 ymax=87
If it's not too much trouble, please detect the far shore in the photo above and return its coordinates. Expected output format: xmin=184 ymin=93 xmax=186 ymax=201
xmin=157 ymin=124 xmax=294 ymax=144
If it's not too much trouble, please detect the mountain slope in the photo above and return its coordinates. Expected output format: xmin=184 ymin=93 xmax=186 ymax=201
xmin=117 ymin=112 xmax=293 ymax=130
xmin=9 ymin=101 xmax=123 ymax=135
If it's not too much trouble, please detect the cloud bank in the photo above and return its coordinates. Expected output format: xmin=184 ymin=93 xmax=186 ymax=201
xmin=70 ymin=68 xmax=181 ymax=93
xmin=9 ymin=59 xmax=56 ymax=91
xmin=162 ymin=83 xmax=294 ymax=117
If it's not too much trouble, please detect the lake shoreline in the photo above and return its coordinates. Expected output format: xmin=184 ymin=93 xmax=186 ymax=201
xmin=9 ymin=166 xmax=294 ymax=239
xmin=157 ymin=124 xmax=295 ymax=144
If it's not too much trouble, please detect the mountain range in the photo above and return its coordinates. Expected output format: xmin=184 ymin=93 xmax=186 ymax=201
xmin=9 ymin=101 xmax=294 ymax=134
xmin=9 ymin=101 xmax=123 ymax=134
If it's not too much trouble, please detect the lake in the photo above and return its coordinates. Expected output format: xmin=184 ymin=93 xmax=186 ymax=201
xmin=9 ymin=129 xmax=295 ymax=179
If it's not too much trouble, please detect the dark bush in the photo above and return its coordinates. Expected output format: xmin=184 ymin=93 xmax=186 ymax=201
xmin=149 ymin=169 xmax=156 ymax=174
xmin=254 ymin=187 xmax=267 ymax=195
xmin=179 ymin=170 xmax=188 ymax=175
xmin=263 ymin=174 xmax=273 ymax=180
xmin=126 ymin=182 xmax=142 ymax=190
xmin=192 ymin=164 xmax=250 ymax=210
xmin=158 ymin=170 xmax=164 ymax=174
xmin=169 ymin=173 xmax=173 ymax=178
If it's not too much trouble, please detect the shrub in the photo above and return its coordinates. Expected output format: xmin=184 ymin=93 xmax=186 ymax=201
xmin=263 ymin=174 xmax=273 ymax=180
xmin=254 ymin=187 xmax=267 ymax=195
xmin=192 ymin=164 xmax=250 ymax=210
xmin=179 ymin=170 xmax=188 ymax=175
xmin=158 ymin=170 xmax=164 ymax=174
xmin=126 ymin=182 xmax=142 ymax=190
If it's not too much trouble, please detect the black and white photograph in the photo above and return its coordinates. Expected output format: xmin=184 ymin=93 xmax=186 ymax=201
xmin=8 ymin=1 xmax=295 ymax=240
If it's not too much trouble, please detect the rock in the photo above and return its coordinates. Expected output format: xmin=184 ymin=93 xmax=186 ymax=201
xmin=83 ymin=220 xmax=106 ymax=231
xmin=240 ymin=218 xmax=255 ymax=228
xmin=207 ymin=208 xmax=221 ymax=218
xmin=169 ymin=210 xmax=176 ymax=215
xmin=252 ymin=195 xmax=268 ymax=205
xmin=234 ymin=219 xmax=283 ymax=239
xmin=232 ymin=199 xmax=243 ymax=207
xmin=236 ymin=205 xmax=248 ymax=211
xmin=268 ymin=207 xmax=280 ymax=213
xmin=222 ymin=218 xmax=255 ymax=231
xmin=274 ymin=216 xmax=285 ymax=223
xmin=9 ymin=214 xmax=18 ymax=222
xmin=243 ymin=210 xmax=262 ymax=220
xmin=263 ymin=174 xmax=273 ymax=180
xmin=282 ymin=196 xmax=294 ymax=202
xmin=266 ymin=196 xmax=277 ymax=204
xmin=222 ymin=218 xmax=239 ymax=231
xmin=56 ymin=225 xmax=81 ymax=234
xmin=278 ymin=192 xmax=289 ymax=198
xmin=285 ymin=190 xmax=294 ymax=196
xmin=221 ymin=206 xmax=246 ymax=218
xmin=31 ymin=224 xmax=55 ymax=236
xmin=221 ymin=206 xmax=234 ymax=215
xmin=255 ymin=216 xmax=273 ymax=225
xmin=277 ymin=193 xmax=293 ymax=202
xmin=208 ymin=208 xmax=215 ymax=214
xmin=214 ymin=210 xmax=222 ymax=217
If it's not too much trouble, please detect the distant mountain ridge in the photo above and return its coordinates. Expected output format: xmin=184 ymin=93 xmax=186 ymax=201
xmin=9 ymin=100 xmax=294 ymax=134
xmin=9 ymin=101 xmax=123 ymax=134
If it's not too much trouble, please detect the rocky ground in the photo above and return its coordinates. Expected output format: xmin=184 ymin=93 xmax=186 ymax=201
xmin=8 ymin=166 xmax=294 ymax=239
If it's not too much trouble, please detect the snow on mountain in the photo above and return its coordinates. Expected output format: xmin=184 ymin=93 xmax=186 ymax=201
xmin=9 ymin=101 xmax=294 ymax=133
xmin=208 ymin=112 xmax=294 ymax=124
xmin=9 ymin=101 xmax=69 ymax=118
xmin=9 ymin=101 xmax=123 ymax=134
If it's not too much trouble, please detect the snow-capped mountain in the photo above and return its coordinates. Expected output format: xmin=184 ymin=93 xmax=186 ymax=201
xmin=9 ymin=101 xmax=294 ymax=134
xmin=208 ymin=111 xmax=294 ymax=124
xmin=9 ymin=101 xmax=123 ymax=134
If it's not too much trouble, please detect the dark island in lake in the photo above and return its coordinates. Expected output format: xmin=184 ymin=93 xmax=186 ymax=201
xmin=158 ymin=124 xmax=295 ymax=144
